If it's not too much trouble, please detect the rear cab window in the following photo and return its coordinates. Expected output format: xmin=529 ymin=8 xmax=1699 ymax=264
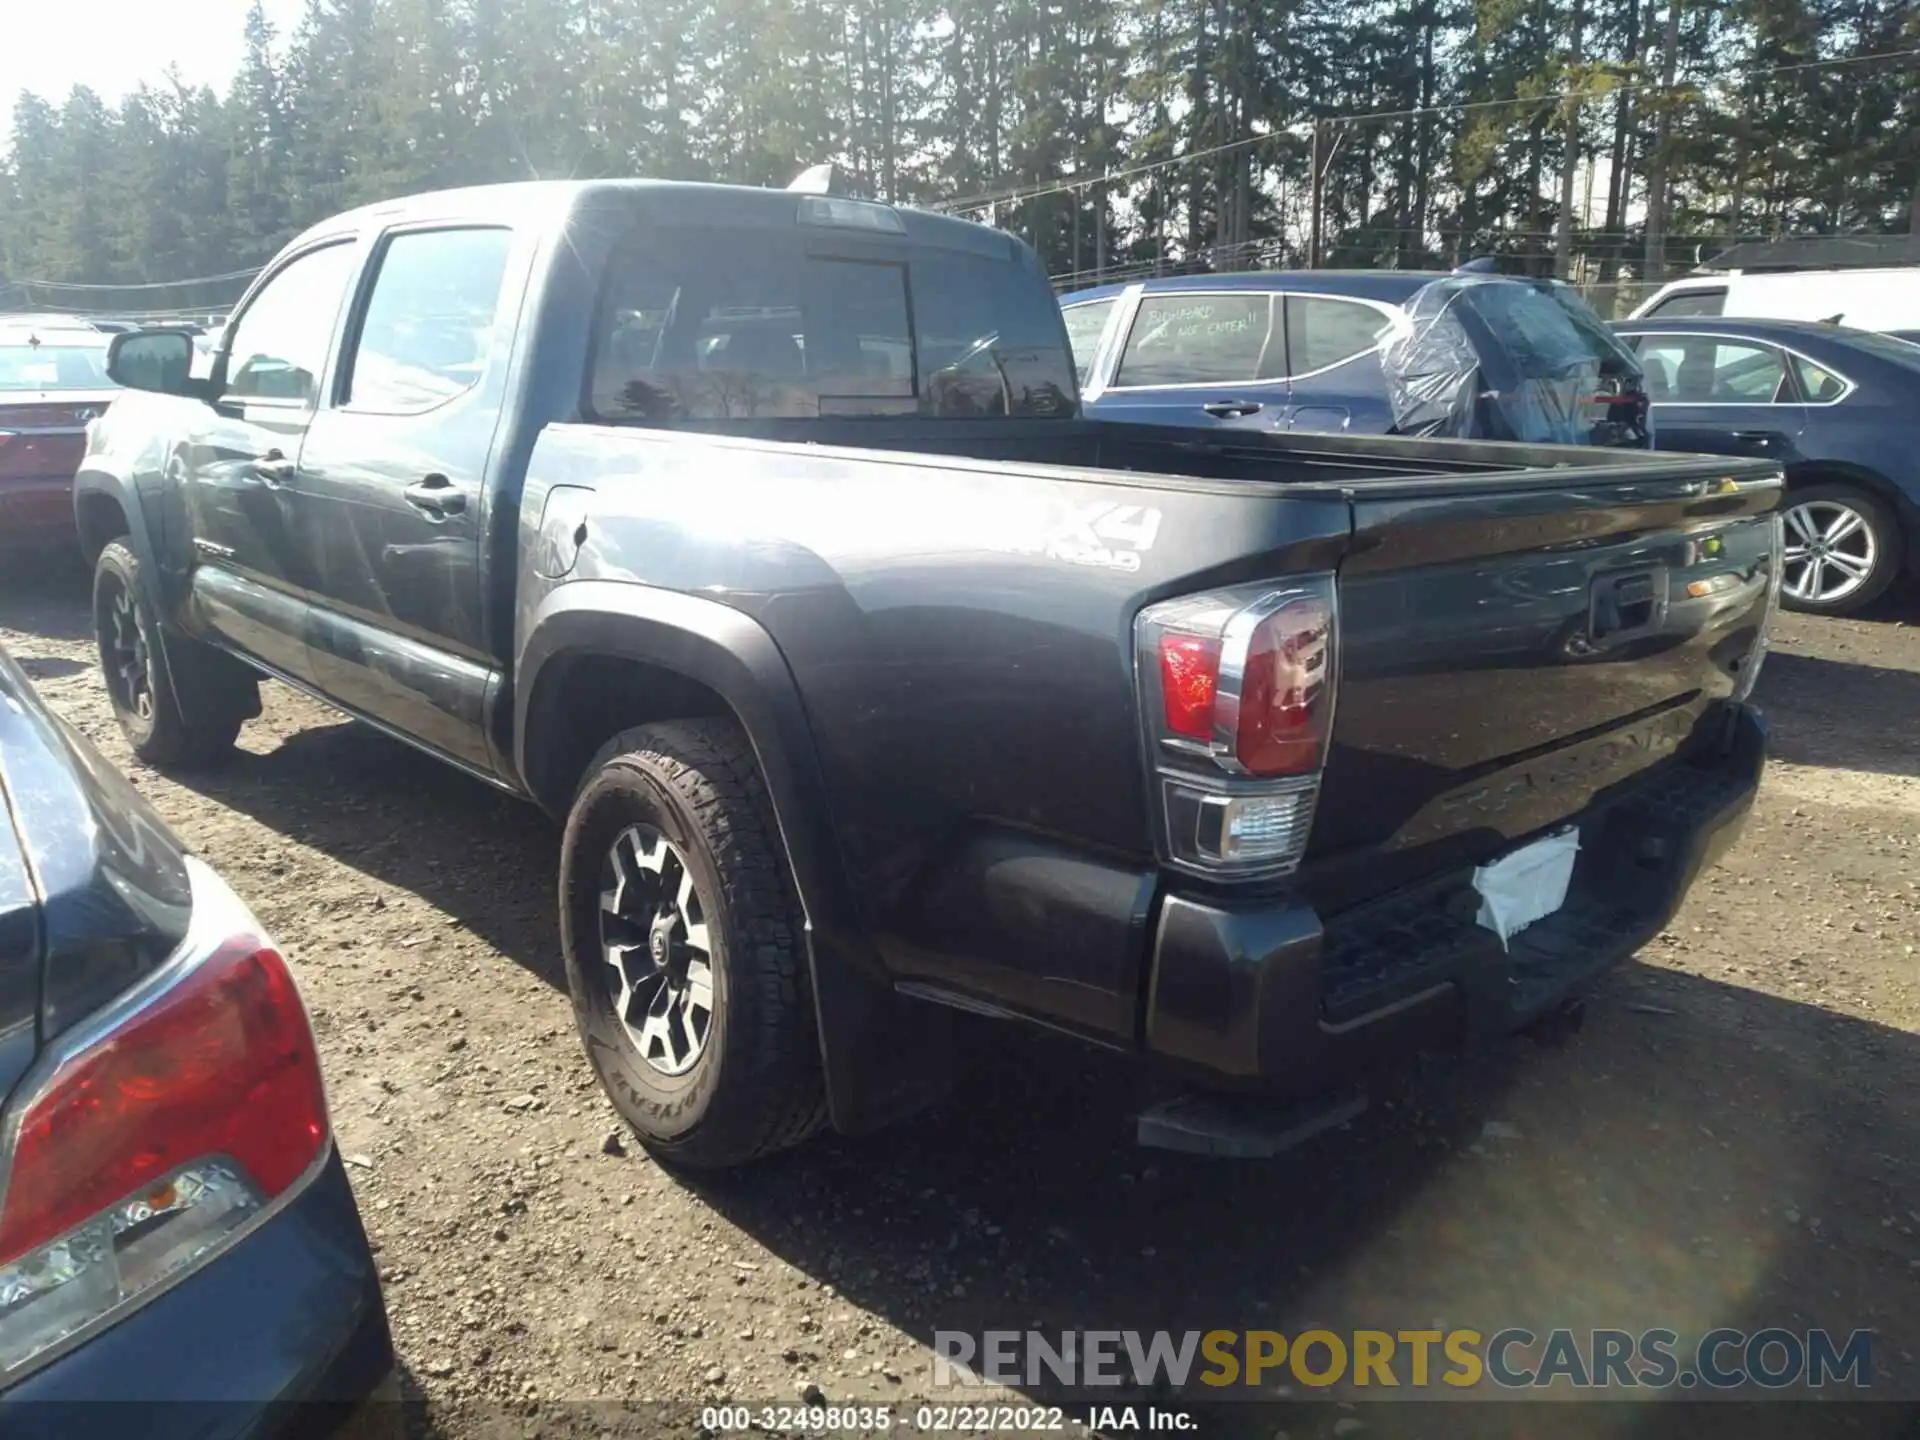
xmin=589 ymin=214 xmax=1076 ymax=423
xmin=1115 ymin=292 xmax=1277 ymax=386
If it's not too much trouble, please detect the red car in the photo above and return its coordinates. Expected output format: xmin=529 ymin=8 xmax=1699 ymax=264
xmin=0 ymin=320 xmax=118 ymax=557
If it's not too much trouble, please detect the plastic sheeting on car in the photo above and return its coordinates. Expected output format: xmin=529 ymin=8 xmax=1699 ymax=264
xmin=1380 ymin=274 xmax=1624 ymax=446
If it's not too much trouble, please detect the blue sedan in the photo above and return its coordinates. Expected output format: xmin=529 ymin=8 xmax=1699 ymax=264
xmin=0 ymin=643 xmax=394 ymax=1436
xmin=1060 ymin=269 xmax=1651 ymax=449
xmin=1614 ymin=317 xmax=1920 ymax=615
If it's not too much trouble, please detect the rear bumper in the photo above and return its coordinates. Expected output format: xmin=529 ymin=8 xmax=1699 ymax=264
xmin=1145 ymin=702 xmax=1766 ymax=1091
xmin=0 ymin=1151 xmax=396 ymax=1439
xmin=0 ymin=475 xmax=78 ymax=550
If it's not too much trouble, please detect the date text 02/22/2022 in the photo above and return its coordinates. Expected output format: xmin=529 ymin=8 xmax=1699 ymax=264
xmin=699 ymin=1404 xmax=1197 ymax=1432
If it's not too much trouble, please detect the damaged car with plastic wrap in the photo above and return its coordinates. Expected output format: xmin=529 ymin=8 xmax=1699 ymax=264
xmin=1061 ymin=268 xmax=1651 ymax=447
xmin=78 ymin=179 xmax=1771 ymax=1167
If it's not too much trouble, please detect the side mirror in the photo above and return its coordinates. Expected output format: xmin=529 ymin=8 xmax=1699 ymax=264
xmin=107 ymin=329 xmax=199 ymax=397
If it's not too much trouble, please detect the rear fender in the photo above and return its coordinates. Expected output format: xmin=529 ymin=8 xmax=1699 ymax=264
xmin=517 ymin=582 xmax=952 ymax=1134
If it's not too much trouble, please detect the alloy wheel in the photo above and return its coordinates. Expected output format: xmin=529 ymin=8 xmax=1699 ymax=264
xmin=103 ymin=581 xmax=155 ymax=722
xmin=1782 ymin=499 xmax=1876 ymax=607
xmin=597 ymin=824 xmax=715 ymax=1076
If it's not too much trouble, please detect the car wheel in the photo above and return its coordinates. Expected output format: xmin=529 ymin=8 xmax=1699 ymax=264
xmin=94 ymin=540 xmax=255 ymax=767
xmin=1779 ymin=484 xmax=1902 ymax=616
xmin=559 ymin=718 xmax=826 ymax=1169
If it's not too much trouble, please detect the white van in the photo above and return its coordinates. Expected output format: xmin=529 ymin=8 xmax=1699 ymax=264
xmin=1630 ymin=267 xmax=1920 ymax=331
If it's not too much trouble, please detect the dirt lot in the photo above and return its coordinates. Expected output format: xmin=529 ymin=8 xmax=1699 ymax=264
xmin=2 ymin=560 xmax=1917 ymax=1439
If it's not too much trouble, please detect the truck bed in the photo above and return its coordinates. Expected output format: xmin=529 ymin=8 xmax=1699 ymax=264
xmin=524 ymin=416 xmax=1780 ymax=1054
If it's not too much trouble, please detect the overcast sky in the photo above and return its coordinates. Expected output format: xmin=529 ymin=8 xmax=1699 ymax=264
xmin=5 ymin=0 xmax=306 ymax=113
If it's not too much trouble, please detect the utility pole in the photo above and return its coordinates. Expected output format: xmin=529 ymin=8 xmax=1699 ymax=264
xmin=1309 ymin=121 xmax=1326 ymax=268
xmin=1094 ymin=175 xmax=1108 ymax=284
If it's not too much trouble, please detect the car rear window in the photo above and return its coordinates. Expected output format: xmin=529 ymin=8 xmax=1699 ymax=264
xmin=590 ymin=225 xmax=1076 ymax=423
xmin=1646 ymin=287 xmax=1727 ymax=318
xmin=0 ymin=343 xmax=112 ymax=391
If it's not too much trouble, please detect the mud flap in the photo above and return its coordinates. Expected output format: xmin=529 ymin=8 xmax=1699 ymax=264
xmin=153 ymin=621 xmax=262 ymax=727
xmin=808 ymin=932 xmax=954 ymax=1134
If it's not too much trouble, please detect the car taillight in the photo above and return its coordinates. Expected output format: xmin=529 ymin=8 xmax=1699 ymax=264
xmin=0 ymin=858 xmax=330 ymax=1376
xmin=1136 ymin=580 xmax=1337 ymax=877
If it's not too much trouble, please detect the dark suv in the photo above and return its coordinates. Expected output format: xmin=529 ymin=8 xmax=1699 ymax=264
xmin=0 ymin=645 xmax=392 ymax=1430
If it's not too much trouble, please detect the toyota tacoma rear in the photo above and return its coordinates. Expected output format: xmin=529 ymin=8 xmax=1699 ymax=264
xmin=75 ymin=178 xmax=1778 ymax=1167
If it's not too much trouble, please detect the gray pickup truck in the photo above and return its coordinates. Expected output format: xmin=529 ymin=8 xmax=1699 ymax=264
xmin=79 ymin=180 xmax=1779 ymax=1168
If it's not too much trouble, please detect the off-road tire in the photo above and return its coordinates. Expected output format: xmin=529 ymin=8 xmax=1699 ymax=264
xmin=93 ymin=540 xmax=256 ymax=768
xmin=559 ymin=718 xmax=826 ymax=1169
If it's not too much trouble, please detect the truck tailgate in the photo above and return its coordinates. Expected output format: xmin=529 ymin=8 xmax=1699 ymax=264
xmin=1304 ymin=460 xmax=1781 ymax=914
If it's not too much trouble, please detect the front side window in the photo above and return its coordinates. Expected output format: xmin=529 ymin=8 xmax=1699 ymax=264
xmin=342 ymin=228 xmax=514 ymax=413
xmin=590 ymin=225 xmax=1074 ymax=423
xmin=1061 ymin=300 xmax=1115 ymax=386
xmin=1116 ymin=292 xmax=1274 ymax=387
xmin=1285 ymin=296 xmax=1390 ymax=374
xmin=223 ymin=242 xmax=360 ymax=404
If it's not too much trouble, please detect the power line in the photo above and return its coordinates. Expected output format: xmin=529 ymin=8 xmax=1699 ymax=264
xmin=2 ymin=265 xmax=262 ymax=292
xmin=935 ymin=44 xmax=1920 ymax=216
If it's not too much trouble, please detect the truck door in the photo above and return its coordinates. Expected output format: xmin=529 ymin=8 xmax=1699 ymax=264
xmin=292 ymin=225 xmax=523 ymax=774
xmin=1084 ymin=288 xmax=1288 ymax=429
xmin=185 ymin=239 xmax=361 ymax=683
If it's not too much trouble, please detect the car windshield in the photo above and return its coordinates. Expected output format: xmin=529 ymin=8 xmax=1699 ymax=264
xmin=0 ymin=342 xmax=113 ymax=391
xmin=591 ymin=224 xmax=1077 ymax=423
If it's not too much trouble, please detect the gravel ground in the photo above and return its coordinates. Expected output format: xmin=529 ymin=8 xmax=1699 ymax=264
xmin=2 ymin=560 xmax=1917 ymax=1439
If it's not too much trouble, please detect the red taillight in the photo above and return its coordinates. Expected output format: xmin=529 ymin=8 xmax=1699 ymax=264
xmin=1136 ymin=581 xmax=1338 ymax=877
xmin=0 ymin=937 xmax=329 ymax=1266
xmin=1234 ymin=598 xmax=1333 ymax=776
xmin=1159 ymin=634 xmax=1222 ymax=740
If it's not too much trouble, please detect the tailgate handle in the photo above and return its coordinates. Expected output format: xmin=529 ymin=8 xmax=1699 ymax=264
xmin=1203 ymin=400 xmax=1262 ymax=418
xmin=1589 ymin=569 xmax=1667 ymax=645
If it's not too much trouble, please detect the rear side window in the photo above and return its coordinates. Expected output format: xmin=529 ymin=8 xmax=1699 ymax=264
xmin=1116 ymin=293 xmax=1274 ymax=386
xmin=1285 ymin=296 xmax=1389 ymax=374
xmin=590 ymin=225 xmax=1073 ymax=422
xmin=1061 ymin=300 xmax=1115 ymax=385
xmin=340 ymin=227 xmax=514 ymax=413
xmin=1790 ymin=354 xmax=1847 ymax=402
xmin=1647 ymin=287 xmax=1726 ymax=318
xmin=1635 ymin=337 xmax=1788 ymax=402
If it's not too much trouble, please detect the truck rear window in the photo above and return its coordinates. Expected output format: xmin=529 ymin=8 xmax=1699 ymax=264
xmin=590 ymin=226 xmax=1076 ymax=423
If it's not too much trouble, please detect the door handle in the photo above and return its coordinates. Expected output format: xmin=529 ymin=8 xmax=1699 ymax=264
xmin=1728 ymin=431 xmax=1779 ymax=450
xmin=1203 ymin=400 xmax=1262 ymax=418
xmin=254 ymin=449 xmax=296 ymax=486
xmin=404 ymin=474 xmax=468 ymax=516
